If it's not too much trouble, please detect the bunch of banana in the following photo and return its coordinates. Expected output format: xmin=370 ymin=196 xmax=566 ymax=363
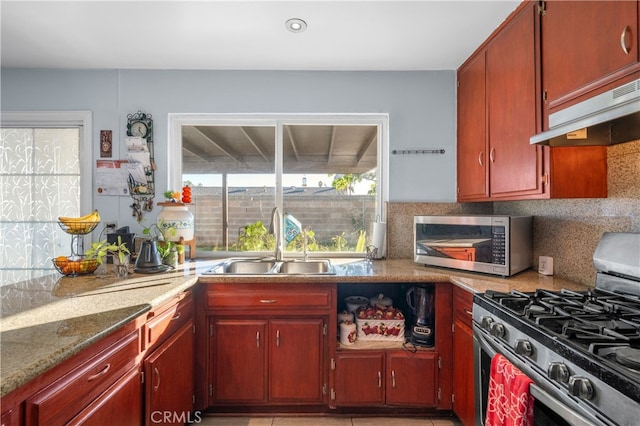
xmin=58 ymin=209 xmax=101 ymax=234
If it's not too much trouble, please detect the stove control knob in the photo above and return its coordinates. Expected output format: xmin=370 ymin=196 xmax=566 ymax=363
xmin=568 ymin=376 xmax=594 ymax=400
xmin=489 ymin=322 xmax=505 ymax=338
xmin=548 ymin=362 xmax=570 ymax=383
xmin=514 ymin=339 xmax=533 ymax=357
xmin=480 ymin=316 xmax=494 ymax=330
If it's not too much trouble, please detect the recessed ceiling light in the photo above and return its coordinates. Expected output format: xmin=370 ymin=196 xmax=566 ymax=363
xmin=285 ymin=18 xmax=307 ymax=33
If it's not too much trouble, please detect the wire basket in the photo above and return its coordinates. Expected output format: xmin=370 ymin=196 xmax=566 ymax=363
xmin=57 ymin=221 xmax=100 ymax=235
xmin=52 ymin=257 xmax=99 ymax=277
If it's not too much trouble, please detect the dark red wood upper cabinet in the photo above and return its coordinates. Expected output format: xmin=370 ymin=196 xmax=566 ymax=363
xmin=487 ymin=2 xmax=543 ymax=198
xmin=457 ymin=51 xmax=489 ymax=201
xmin=542 ymin=0 xmax=639 ymax=113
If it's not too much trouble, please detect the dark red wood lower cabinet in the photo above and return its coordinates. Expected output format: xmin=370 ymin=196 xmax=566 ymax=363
xmin=144 ymin=321 xmax=195 ymax=426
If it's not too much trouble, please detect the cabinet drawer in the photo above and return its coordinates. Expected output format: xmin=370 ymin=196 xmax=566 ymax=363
xmin=67 ymin=366 xmax=142 ymax=426
xmin=25 ymin=330 xmax=139 ymax=426
xmin=453 ymin=287 xmax=474 ymax=327
xmin=145 ymin=291 xmax=193 ymax=349
xmin=207 ymin=285 xmax=332 ymax=311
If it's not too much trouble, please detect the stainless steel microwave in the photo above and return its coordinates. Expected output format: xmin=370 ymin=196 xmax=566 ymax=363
xmin=414 ymin=215 xmax=533 ymax=276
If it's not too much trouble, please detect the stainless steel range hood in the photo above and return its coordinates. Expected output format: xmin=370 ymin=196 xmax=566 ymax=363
xmin=530 ymin=78 xmax=640 ymax=146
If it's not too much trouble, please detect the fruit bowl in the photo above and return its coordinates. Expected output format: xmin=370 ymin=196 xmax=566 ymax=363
xmin=57 ymin=221 xmax=100 ymax=235
xmin=52 ymin=257 xmax=99 ymax=276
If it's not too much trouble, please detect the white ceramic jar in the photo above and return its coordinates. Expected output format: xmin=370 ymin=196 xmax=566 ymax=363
xmin=157 ymin=203 xmax=194 ymax=242
xmin=339 ymin=322 xmax=357 ymax=346
xmin=370 ymin=293 xmax=393 ymax=308
xmin=345 ymin=296 xmax=369 ymax=313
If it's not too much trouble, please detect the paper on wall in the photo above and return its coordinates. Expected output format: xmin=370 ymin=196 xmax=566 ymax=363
xmin=125 ymin=137 xmax=148 ymax=151
xmin=96 ymin=160 xmax=129 ymax=195
xmin=125 ymin=162 xmax=147 ymax=185
xmin=127 ymin=151 xmax=151 ymax=169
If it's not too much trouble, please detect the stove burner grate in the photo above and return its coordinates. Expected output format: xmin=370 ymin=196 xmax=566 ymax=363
xmin=596 ymin=344 xmax=640 ymax=371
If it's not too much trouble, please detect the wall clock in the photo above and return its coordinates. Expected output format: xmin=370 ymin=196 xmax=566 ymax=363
xmin=126 ymin=110 xmax=153 ymax=140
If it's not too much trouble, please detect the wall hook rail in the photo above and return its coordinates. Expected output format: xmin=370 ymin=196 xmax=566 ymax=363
xmin=392 ymin=149 xmax=445 ymax=155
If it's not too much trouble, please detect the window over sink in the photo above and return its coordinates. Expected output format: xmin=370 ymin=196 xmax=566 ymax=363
xmin=168 ymin=114 xmax=388 ymax=258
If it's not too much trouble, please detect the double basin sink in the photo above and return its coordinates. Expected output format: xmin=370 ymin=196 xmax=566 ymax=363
xmin=204 ymin=258 xmax=336 ymax=275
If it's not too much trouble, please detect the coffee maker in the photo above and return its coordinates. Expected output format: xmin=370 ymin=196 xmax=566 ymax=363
xmin=406 ymin=285 xmax=435 ymax=347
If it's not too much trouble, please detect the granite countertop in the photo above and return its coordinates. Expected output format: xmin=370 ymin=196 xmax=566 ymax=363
xmin=0 ymin=257 xmax=591 ymax=398
xmin=0 ymin=266 xmax=200 ymax=398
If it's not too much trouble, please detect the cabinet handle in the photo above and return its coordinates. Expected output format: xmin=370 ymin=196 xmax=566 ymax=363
xmin=621 ymin=25 xmax=631 ymax=54
xmin=478 ymin=151 xmax=484 ymax=166
xmin=276 ymin=329 xmax=280 ymax=347
xmin=489 ymin=147 xmax=496 ymax=163
xmin=256 ymin=331 xmax=260 ymax=348
xmin=260 ymin=299 xmax=277 ymax=304
xmin=377 ymin=371 xmax=382 ymax=388
xmin=153 ymin=367 xmax=160 ymax=392
xmin=171 ymin=312 xmax=181 ymax=321
xmin=87 ymin=363 xmax=110 ymax=382
xmin=391 ymin=370 xmax=396 ymax=388
xmin=541 ymin=172 xmax=549 ymax=185
xmin=464 ymin=308 xmax=473 ymax=316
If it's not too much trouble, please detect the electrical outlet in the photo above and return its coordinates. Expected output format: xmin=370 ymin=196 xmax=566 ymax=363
xmin=538 ymin=256 xmax=554 ymax=276
xmin=104 ymin=221 xmax=117 ymax=234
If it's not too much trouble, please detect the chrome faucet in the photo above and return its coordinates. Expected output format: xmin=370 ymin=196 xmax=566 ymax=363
xmin=270 ymin=207 xmax=283 ymax=261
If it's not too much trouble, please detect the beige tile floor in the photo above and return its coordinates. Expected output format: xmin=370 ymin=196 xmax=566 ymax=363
xmin=197 ymin=416 xmax=462 ymax=425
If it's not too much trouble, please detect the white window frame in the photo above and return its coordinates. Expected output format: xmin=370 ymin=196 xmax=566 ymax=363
xmin=167 ymin=113 xmax=389 ymax=224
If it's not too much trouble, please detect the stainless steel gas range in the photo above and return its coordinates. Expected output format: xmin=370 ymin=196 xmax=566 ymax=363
xmin=473 ymin=232 xmax=640 ymax=426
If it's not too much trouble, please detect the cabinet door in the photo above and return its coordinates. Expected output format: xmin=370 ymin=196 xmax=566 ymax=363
xmin=67 ymin=366 xmax=142 ymax=426
xmin=269 ymin=319 xmax=325 ymax=403
xmin=144 ymin=321 xmax=194 ymax=426
xmin=452 ymin=287 xmax=475 ymax=426
xmin=211 ymin=319 xmax=268 ymax=404
xmin=542 ymin=1 xmax=639 ymax=109
xmin=487 ymin=2 xmax=544 ymax=198
xmin=334 ymin=352 xmax=384 ymax=406
xmin=453 ymin=319 xmax=475 ymax=426
xmin=386 ymin=351 xmax=437 ymax=407
xmin=457 ymin=51 xmax=489 ymax=201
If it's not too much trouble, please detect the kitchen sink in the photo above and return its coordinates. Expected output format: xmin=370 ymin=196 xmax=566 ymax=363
xmin=203 ymin=258 xmax=335 ymax=275
xmin=277 ymin=260 xmax=334 ymax=275
xmin=206 ymin=259 xmax=277 ymax=274
xmin=224 ymin=260 xmax=278 ymax=274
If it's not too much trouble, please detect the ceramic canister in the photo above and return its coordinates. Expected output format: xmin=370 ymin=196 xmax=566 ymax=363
xmin=339 ymin=322 xmax=357 ymax=345
xmin=157 ymin=204 xmax=195 ymax=242
xmin=338 ymin=311 xmax=354 ymax=323
xmin=345 ymin=296 xmax=369 ymax=313
xmin=370 ymin=293 xmax=393 ymax=308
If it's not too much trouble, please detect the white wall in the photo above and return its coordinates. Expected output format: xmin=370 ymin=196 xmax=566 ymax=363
xmin=1 ymin=69 xmax=457 ymax=232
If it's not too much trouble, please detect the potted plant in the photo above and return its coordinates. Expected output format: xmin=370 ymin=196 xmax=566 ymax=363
xmin=142 ymin=221 xmax=183 ymax=266
xmin=163 ymin=190 xmax=180 ymax=202
xmin=85 ymin=236 xmax=131 ymax=277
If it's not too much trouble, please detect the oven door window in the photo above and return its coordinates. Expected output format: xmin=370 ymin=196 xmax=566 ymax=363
xmin=533 ymin=403 xmax=573 ymax=426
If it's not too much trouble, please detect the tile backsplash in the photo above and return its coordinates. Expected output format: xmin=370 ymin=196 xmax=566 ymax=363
xmin=387 ymin=140 xmax=640 ymax=286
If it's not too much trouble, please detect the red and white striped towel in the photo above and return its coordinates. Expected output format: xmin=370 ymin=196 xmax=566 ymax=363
xmin=485 ymin=353 xmax=535 ymax=426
